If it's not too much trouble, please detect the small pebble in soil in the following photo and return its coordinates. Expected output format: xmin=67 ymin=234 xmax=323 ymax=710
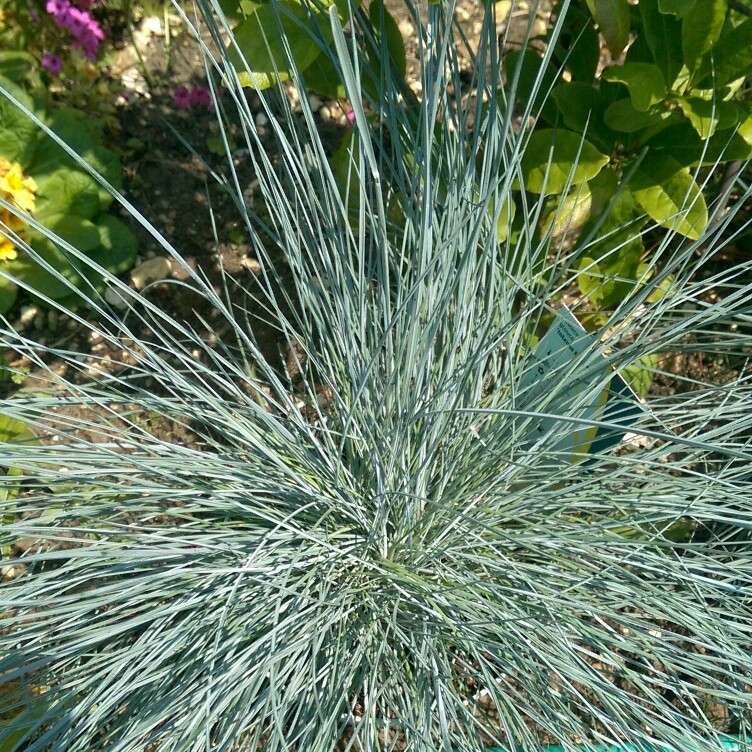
xmin=18 ymin=304 xmax=41 ymax=327
xmin=287 ymin=86 xmax=302 ymax=113
xmin=130 ymin=256 xmax=173 ymax=290
xmin=319 ymin=105 xmax=332 ymax=122
xmin=255 ymin=111 xmax=269 ymax=127
xmin=104 ymin=286 xmax=133 ymax=310
xmin=308 ymin=95 xmax=323 ymax=113
xmin=241 ymin=256 xmax=262 ymax=274
xmin=1 ymin=564 xmax=26 ymax=582
xmin=121 ymin=68 xmax=151 ymax=98
xmin=140 ymin=16 xmax=163 ymax=36
xmin=398 ymin=19 xmax=415 ymax=37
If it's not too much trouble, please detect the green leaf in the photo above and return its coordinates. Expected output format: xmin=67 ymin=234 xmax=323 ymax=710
xmin=53 ymin=215 xmax=138 ymax=310
xmin=585 ymin=0 xmax=631 ymax=57
xmin=657 ymin=0 xmax=696 ymax=16
xmin=9 ymin=236 xmax=84 ymax=300
xmin=0 ymin=275 xmax=18 ymax=315
xmin=601 ymin=63 xmax=667 ymax=111
xmin=0 ymin=51 xmax=34 ymax=82
xmin=583 ymin=231 xmax=646 ymax=309
xmin=577 ymin=186 xmax=650 ymax=309
xmin=682 ymin=0 xmax=726 ymax=72
xmin=631 ymin=154 xmax=708 ymax=239
xmin=646 ymin=272 xmax=675 ymax=303
xmin=88 ymin=145 xmax=123 ymax=210
xmin=332 ymin=130 xmax=362 ymax=220
xmin=492 ymin=196 xmax=515 ymax=244
xmin=520 ymin=130 xmax=609 ymax=195
xmin=675 ymin=95 xmax=738 ymax=139
xmin=371 ymin=0 xmax=406 ymax=77
xmin=542 ymin=184 xmax=593 ymax=241
xmin=87 ymin=215 xmax=138 ymax=276
xmin=639 ymin=0 xmax=685 ymax=88
xmin=502 ymin=50 xmax=561 ymax=125
xmin=302 ymin=51 xmax=347 ymax=97
xmin=8 ymin=217 xmax=100 ymax=304
xmin=0 ymin=75 xmax=39 ymax=168
xmin=45 ymin=214 xmax=101 ymax=253
xmin=361 ymin=0 xmax=407 ymax=100
xmin=603 ymin=98 xmax=672 ymax=133
xmin=577 ymin=256 xmax=605 ymax=308
xmin=33 ymin=168 xmax=101 ymax=220
xmin=0 ymin=413 xmax=37 ymax=445
xmin=622 ymin=354 xmax=658 ymax=398
xmin=586 ymin=166 xmax=619 ymax=217
xmin=553 ymin=4 xmax=601 ymax=82
xmin=551 ymin=82 xmax=614 ymax=150
xmin=28 ymin=108 xmax=97 ymax=175
xmin=217 ymin=0 xmax=254 ymax=16
xmin=694 ymin=16 xmax=752 ymax=88
xmin=646 ymin=115 xmax=752 ymax=166
xmin=229 ymin=0 xmax=327 ymax=90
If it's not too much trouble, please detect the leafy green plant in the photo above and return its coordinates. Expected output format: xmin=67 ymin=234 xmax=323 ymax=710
xmin=506 ymin=0 xmax=752 ymax=324
xmin=0 ymin=75 xmax=136 ymax=314
xmin=219 ymin=0 xmax=407 ymax=94
xmin=0 ymin=0 xmax=751 ymax=751
xmin=220 ymin=0 xmax=752 ymax=337
xmin=0 ymin=0 xmax=124 ymax=131
xmin=0 ymin=412 xmax=37 ymax=559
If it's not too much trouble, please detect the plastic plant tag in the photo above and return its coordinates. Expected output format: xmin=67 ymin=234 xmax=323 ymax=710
xmin=518 ymin=307 xmax=643 ymax=464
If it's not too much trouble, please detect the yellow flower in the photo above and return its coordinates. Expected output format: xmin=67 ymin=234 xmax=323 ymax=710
xmin=0 ymin=234 xmax=18 ymax=262
xmin=0 ymin=160 xmax=37 ymax=213
xmin=0 ymin=159 xmax=37 ymax=262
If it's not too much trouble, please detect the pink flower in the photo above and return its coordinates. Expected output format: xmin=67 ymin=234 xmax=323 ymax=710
xmin=65 ymin=6 xmax=88 ymax=35
xmin=41 ymin=52 xmax=64 ymax=77
xmin=345 ymin=107 xmax=355 ymax=128
xmin=174 ymin=86 xmax=215 ymax=111
xmin=44 ymin=0 xmax=105 ymax=61
xmin=190 ymin=86 xmax=212 ymax=110
xmin=46 ymin=0 xmax=71 ymax=27
xmin=174 ymin=87 xmax=193 ymax=108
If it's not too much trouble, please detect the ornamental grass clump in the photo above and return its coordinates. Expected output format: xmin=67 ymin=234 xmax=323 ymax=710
xmin=1 ymin=0 xmax=751 ymax=750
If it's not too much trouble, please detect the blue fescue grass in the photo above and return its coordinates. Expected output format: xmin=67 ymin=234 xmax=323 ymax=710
xmin=1 ymin=0 xmax=751 ymax=750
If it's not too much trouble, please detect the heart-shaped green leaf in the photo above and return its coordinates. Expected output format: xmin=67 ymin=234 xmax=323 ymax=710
xmin=631 ymin=154 xmax=708 ymax=239
xmin=604 ymin=99 xmax=674 ymax=133
xmin=33 ymin=169 xmax=101 ymax=220
xmin=602 ymin=63 xmax=667 ymax=111
xmin=520 ymin=130 xmax=609 ymax=195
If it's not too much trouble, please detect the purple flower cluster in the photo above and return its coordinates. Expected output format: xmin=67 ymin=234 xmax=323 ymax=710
xmin=44 ymin=0 xmax=105 ymax=62
xmin=41 ymin=52 xmax=64 ymax=77
xmin=174 ymin=86 xmax=214 ymax=111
